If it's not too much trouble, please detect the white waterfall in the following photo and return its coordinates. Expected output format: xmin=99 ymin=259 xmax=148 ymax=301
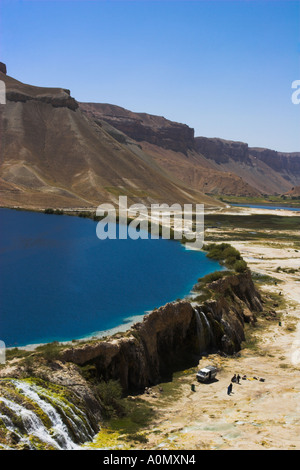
xmin=200 ymin=310 xmax=214 ymax=346
xmin=194 ymin=308 xmax=205 ymax=351
xmin=0 ymin=395 xmax=63 ymax=449
xmin=194 ymin=308 xmax=214 ymax=352
xmin=14 ymin=381 xmax=94 ymax=443
xmin=0 ymin=380 xmax=95 ymax=450
xmin=0 ymin=410 xmax=16 ymax=432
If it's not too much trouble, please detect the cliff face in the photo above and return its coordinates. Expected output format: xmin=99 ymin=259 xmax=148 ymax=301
xmin=80 ymin=103 xmax=300 ymax=196
xmin=61 ymin=271 xmax=262 ymax=393
xmin=79 ymin=103 xmax=195 ymax=154
xmin=6 ymin=89 xmax=78 ymax=111
xmin=195 ymin=137 xmax=250 ymax=165
xmin=250 ymin=148 xmax=300 ymax=175
xmin=195 ymin=137 xmax=300 ymax=194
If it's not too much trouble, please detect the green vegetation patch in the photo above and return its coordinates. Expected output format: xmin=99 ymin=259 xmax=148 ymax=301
xmin=91 ymin=380 xmax=156 ymax=448
xmin=203 ymin=242 xmax=247 ymax=272
xmin=251 ymin=272 xmax=283 ymax=285
xmin=34 ymin=341 xmax=67 ymax=361
xmin=108 ymin=398 xmax=155 ymax=435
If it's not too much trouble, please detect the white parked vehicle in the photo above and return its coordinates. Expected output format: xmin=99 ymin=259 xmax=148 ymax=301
xmin=196 ymin=365 xmax=217 ymax=383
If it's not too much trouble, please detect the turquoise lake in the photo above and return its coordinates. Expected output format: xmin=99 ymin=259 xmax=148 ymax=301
xmin=0 ymin=209 xmax=221 ymax=347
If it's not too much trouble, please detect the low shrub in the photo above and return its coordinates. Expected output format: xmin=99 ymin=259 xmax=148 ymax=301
xmin=203 ymin=243 xmax=247 ymax=272
xmin=95 ymin=379 xmax=124 ymax=418
xmin=233 ymin=259 xmax=248 ymax=273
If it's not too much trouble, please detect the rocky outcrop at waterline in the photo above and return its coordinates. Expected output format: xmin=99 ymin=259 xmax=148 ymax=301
xmin=61 ymin=270 xmax=262 ymax=392
xmin=0 ymin=270 xmax=262 ymax=449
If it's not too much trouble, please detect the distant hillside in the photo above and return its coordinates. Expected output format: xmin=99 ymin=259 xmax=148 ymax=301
xmin=194 ymin=138 xmax=300 ymax=195
xmin=80 ymin=102 xmax=299 ymax=197
xmin=1 ymin=63 xmax=298 ymax=210
xmin=0 ymin=65 xmax=222 ymax=210
xmin=79 ymin=103 xmax=299 ymax=197
xmin=79 ymin=103 xmax=260 ymax=197
xmin=285 ymin=186 xmax=300 ymax=197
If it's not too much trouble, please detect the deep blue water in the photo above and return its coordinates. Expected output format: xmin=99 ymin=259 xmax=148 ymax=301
xmin=0 ymin=209 xmax=220 ymax=347
xmin=231 ymin=203 xmax=300 ymax=212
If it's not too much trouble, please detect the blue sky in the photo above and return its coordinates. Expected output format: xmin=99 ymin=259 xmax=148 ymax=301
xmin=0 ymin=0 xmax=299 ymax=152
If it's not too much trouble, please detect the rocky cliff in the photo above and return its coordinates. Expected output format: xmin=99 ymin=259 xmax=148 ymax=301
xmin=60 ymin=270 xmax=262 ymax=393
xmin=250 ymin=147 xmax=300 ymax=179
xmin=0 ymin=68 xmax=220 ymax=210
xmin=80 ymin=102 xmax=300 ymax=196
xmin=195 ymin=137 xmax=250 ymax=165
xmin=79 ymin=102 xmax=195 ymax=154
xmin=6 ymin=89 xmax=78 ymax=111
xmin=0 ymin=270 xmax=262 ymax=448
xmin=195 ymin=137 xmax=300 ymax=194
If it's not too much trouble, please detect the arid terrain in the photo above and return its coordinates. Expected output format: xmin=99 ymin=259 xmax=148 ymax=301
xmin=1 ymin=62 xmax=299 ymax=451
xmin=86 ymin=206 xmax=300 ymax=450
xmin=1 ymin=64 xmax=300 ymax=214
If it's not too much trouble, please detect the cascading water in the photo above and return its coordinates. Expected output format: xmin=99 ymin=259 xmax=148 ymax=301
xmin=14 ymin=380 xmax=94 ymax=445
xmin=0 ymin=379 xmax=95 ymax=450
xmin=200 ymin=310 xmax=214 ymax=347
xmin=0 ymin=394 xmax=62 ymax=449
xmin=194 ymin=307 xmax=206 ymax=352
xmin=194 ymin=307 xmax=214 ymax=353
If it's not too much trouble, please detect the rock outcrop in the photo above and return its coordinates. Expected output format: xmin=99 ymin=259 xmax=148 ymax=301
xmin=194 ymin=137 xmax=300 ymax=194
xmin=79 ymin=103 xmax=195 ymax=154
xmin=195 ymin=137 xmax=250 ymax=165
xmin=250 ymin=147 xmax=300 ymax=177
xmin=60 ymin=270 xmax=262 ymax=393
xmin=6 ymin=89 xmax=78 ymax=111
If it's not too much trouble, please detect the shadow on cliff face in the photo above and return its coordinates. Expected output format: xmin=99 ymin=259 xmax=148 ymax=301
xmin=60 ymin=271 xmax=262 ymax=396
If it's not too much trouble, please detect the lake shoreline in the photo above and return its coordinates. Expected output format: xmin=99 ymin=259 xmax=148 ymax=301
xmin=1 ymin=204 xmax=299 ymax=449
xmin=1 ymin=206 xmax=220 ymax=350
xmin=2 ymin=203 xmax=298 ymax=351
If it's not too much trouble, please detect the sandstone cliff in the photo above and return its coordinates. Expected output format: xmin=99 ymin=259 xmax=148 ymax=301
xmin=79 ymin=102 xmax=195 ymax=154
xmin=79 ymin=104 xmax=262 ymax=197
xmin=60 ymin=270 xmax=262 ymax=393
xmin=195 ymin=138 xmax=300 ymax=194
xmin=249 ymin=148 xmax=300 ymax=190
xmin=80 ymin=102 xmax=300 ymax=196
xmin=195 ymin=137 xmax=250 ymax=165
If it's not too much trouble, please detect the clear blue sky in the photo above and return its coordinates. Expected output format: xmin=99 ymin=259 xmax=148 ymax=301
xmin=0 ymin=0 xmax=299 ymax=152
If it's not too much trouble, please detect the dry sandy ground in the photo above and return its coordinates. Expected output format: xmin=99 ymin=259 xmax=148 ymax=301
xmin=126 ymin=208 xmax=300 ymax=450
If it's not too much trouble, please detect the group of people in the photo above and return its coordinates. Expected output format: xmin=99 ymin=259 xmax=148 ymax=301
xmin=227 ymin=373 xmax=241 ymax=395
